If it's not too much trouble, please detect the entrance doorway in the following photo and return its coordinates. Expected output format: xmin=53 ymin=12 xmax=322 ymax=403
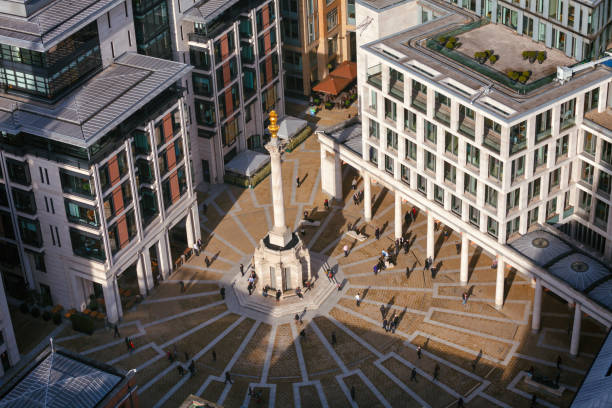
xmin=117 ymin=261 xmax=140 ymax=309
xmin=169 ymin=217 xmax=188 ymax=268
xmin=1 ymin=352 xmax=10 ymax=372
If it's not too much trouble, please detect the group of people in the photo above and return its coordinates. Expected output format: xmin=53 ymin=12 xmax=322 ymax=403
xmin=247 ymin=270 xmax=258 ymax=295
xmin=382 ymin=311 xmax=400 ymax=333
xmin=192 ymin=238 xmax=203 ymax=257
xmin=352 ymin=190 xmax=364 ymax=206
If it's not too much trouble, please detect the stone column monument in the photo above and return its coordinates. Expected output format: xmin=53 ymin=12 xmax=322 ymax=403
xmin=253 ymin=111 xmax=311 ymax=294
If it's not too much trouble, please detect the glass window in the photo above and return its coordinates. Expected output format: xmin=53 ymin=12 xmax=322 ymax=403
xmin=384 ymin=98 xmax=397 ymax=121
xmin=70 ymin=228 xmax=105 ymax=261
xmin=11 ymin=188 xmax=36 ymax=214
xmin=549 ymin=168 xmax=561 ymax=191
xmin=528 ymin=207 xmax=539 ymax=226
xmin=511 ymin=156 xmax=525 ymax=182
xmin=464 ymin=174 xmax=477 ymax=195
xmin=401 ymin=165 xmax=410 ymax=184
xmin=406 ymin=139 xmax=417 ymax=160
xmin=451 ymin=195 xmax=462 ymax=216
xmin=601 ymin=140 xmax=612 ymax=166
xmin=424 ymin=120 xmax=437 ymax=144
xmin=6 ymin=159 xmax=30 ymax=186
xmin=506 ymin=217 xmax=520 ymax=237
xmin=507 ymin=189 xmax=520 ymax=212
xmin=434 ymin=185 xmax=444 ymax=205
xmin=369 ymin=119 xmax=380 ymax=139
xmin=386 ymin=128 xmax=398 ymax=150
xmin=533 ymin=145 xmax=548 ymax=170
xmin=594 ymin=199 xmax=609 ymax=229
xmin=487 ymin=217 xmax=499 ymax=238
xmin=489 ymin=156 xmax=503 ymax=181
xmin=469 ymin=206 xmax=480 ymax=227
xmin=584 ymin=87 xmax=600 ymax=113
xmin=466 ymin=144 xmax=480 ymax=167
xmin=485 ymin=185 xmax=498 ymax=208
xmin=385 ymin=155 xmax=394 ymax=174
xmin=65 ymin=199 xmax=98 ymax=227
xmin=60 ymin=170 xmax=93 ymax=197
xmin=370 ymin=90 xmax=377 ymax=112
xmin=535 ymin=109 xmax=552 ymax=141
xmin=326 ymin=8 xmax=338 ymax=31
xmin=583 ymin=132 xmax=597 ymax=155
xmin=528 ymin=178 xmax=541 ymax=202
xmin=404 ymin=109 xmax=416 ymax=133
xmin=458 ymin=104 xmax=475 ymax=139
xmin=369 ymin=146 xmax=378 ymax=165
xmin=444 ymin=162 xmax=456 ymax=184
xmin=556 ymin=135 xmax=569 ymax=159
xmin=417 ymin=174 xmax=427 ymax=194
xmin=425 ymin=151 xmax=436 ymax=172
xmin=559 ymin=98 xmax=576 ymax=130
xmin=510 ymin=121 xmax=527 ymax=153
xmin=581 ymin=161 xmax=594 ymax=184
xmin=18 ymin=217 xmax=42 ymax=247
xmin=445 ymin=132 xmax=458 ymax=156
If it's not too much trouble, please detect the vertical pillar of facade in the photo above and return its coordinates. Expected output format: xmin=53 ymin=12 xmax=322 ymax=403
xmin=460 ymin=233 xmax=469 ymax=285
xmin=394 ymin=190 xmax=402 ymax=239
xmin=364 ymin=173 xmax=372 ymax=222
xmin=103 ymin=278 xmax=122 ymax=324
xmin=334 ymin=154 xmax=342 ymax=202
xmin=532 ymin=278 xmax=543 ymax=332
xmin=191 ymin=204 xmax=202 ymax=243
xmin=320 ymin=148 xmax=342 ymax=201
xmin=186 ymin=210 xmax=195 ymax=249
xmin=570 ymin=303 xmax=582 ymax=356
xmin=427 ymin=211 xmax=434 ymax=260
xmin=136 ymin=251 xmax=154 ymax=296
xmin=495 ymin=256 xmax=505 ymax=309
xmin=142 ymin=249 xmax=154 ymax=291
xmin=158 ymin=232 xmax=172 ymax=279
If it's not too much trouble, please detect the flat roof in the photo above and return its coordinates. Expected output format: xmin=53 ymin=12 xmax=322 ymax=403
xmin=356 ymin=0 xmax=410 ymax=10
xmin=0 ymin=0 xmax=124 ymax=51
xmin=365 ymin=8 xmax=612 ymax=122
xmin=509 ymin=229 xmax=612 ymax=312
xmin=0 ymin=52 xmax=192 ymax=147
xmin=183 ymin=0 xmax=241 ymax=25
xmin=584 ymin=107 xmax=612 ymax=135
xmin=0 ymin=349 xmax=123 ymax=408
xmin=571 ymin=328 xmax=612 ymax=407
xmin=321 ymin=117 xmax=362 ymax=156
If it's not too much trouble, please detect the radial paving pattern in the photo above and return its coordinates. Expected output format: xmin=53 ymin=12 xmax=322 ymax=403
xmin=54 ymin=136 xmax=606 ymax=407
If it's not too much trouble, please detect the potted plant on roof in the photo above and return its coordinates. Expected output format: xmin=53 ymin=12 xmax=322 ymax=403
xmin=537 ymin=51 xmax=547 ymax=64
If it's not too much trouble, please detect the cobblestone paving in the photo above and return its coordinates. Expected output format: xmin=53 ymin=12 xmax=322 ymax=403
xmin=55 ymin=136 xmax=607 ymax=407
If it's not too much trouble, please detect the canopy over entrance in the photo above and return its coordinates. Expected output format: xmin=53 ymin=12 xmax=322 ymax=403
xmin=224 ymin=149 xmax=270 ymax=177
xmin=277 ymin=116 xmax=308 ymax=140
xmin=330 ymin=61 xmax=357 ymax=80
xmin=312 ymin=75 xmax=352 ymax=95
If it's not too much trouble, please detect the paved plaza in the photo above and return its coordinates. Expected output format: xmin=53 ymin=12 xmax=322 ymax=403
xmin=53 ymin=136 xmax=606 ymax=407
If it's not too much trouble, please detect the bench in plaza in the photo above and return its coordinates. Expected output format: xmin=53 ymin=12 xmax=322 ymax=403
xmin=345 ymin=230 xmax=367 ymax=242
xmin=299 ymin=219 xmax=321 ymax=227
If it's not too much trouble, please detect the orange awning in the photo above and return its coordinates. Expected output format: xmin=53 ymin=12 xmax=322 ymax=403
xmin=312 ymin=75 xmax=352 ymax=95
xmin=330 ymin=61 xmax=357 ymax=81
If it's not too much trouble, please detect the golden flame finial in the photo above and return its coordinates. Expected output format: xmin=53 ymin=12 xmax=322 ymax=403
xmin=268 ymin=110 xmax=279 ymax=138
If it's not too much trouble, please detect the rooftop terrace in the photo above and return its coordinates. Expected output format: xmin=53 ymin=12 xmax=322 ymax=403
xmin=584 ymin=107 xmax=612 ymax=135
xmin=368 ymin=6 xmax=612 ymax=121
xmin=0 ymin=53 xmax=191 ymax=146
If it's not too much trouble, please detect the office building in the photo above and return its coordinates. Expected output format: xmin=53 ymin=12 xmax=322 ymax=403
xmin=0 ymin=0 xmax=199 ymax=374
xmin=318 ymin=0 xmax=612 ymax=357
xmin=281 ymin=0 xmax=357 ymax=97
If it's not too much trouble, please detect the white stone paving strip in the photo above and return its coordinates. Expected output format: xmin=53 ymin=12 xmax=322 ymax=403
xmin=201 ymin=226 xmax=247 ymax=256
xmin=348 ymin=284 xmax=433 ymax=292
xmin=260 ymin=324 xmax=277 ymax=383
xmin=216 ymin=321 xmax=262 ymax=405
xmin=507 ymin=371 xmax=558 ymax=408
xmin=142 ymin=300 xmax=225 ymax=328
xmin=307 ymin=172 xmax=321 ymax=206
xmin=140 ymin=291 xmax=217 ymax=304
xmin=310 ymin=320 xmax=347 ymax=373
xmin=373 ymin=359 xmax=431 ymax=407
xmin=293 ymin=203 xmax=304 ymax=231
xmin=290 ymin=321 xmax=309 ymax=382
xmin=339 ymin=296 xmax=428 ymax=316
xmin=307 ymin=208 xmax=338 ymax=250
xmin=160 ymin=310 xmax=231 ymax=349
xmin=263 ymin=206 xmax=273 ymax=230
xmin=231 ymin=213 xmax=258 ymax=249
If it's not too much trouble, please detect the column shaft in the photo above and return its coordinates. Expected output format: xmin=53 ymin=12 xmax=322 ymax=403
xmin=426 ymin=212 xmax=434 ymax=259
xmin=270 ymin=150 xmax=287 ymax=232
xmin=495 ymin=257 xmax=504 ymax=309
xmin=394 ymin=191 xmax=402 ymax=239
xmin=570 ymin=304 xmax=582 ymax=356
xmin=334 ymin=153 xmax=342 ymax=201
xmin=186 ymin=210 xmax=195 ymax=248
xmin=158 ymin=233 xmax=172 ymax=279
xmin=460 ymin=233 xmax=469 ymax=285
xmin=136 ymin=254 xmax=147 ymax=296
xmin=532 ymin=278 xmax=543 ymax=331
xmin=103 ymin=279 xmax=122 ymax=324
xmin=364 ymin=173 xmax=372 ymax=221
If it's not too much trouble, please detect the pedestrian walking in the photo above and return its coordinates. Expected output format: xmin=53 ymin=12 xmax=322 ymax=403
xmin=177 ymin=365 xmax=185 ymax=376
xmin=352 ymin=177 xmax=357 ymax=190
xmin=189 ymin=360 xmax=196 ymax=376
xmin=193 ymin=241 xmax=200 ymax=256
xmin=248 ymin=283 xmax=253 ymax=295
xmin=205 ymin=256 xmax=210 ymax=267
xmin=276 ymin=289 xmax=281 ymax=302
xmin=530 ymin=394 xmax=537 ymax=407
xmin=462 ymin=291 xmax=468 ymax=305
xmin=380 ymin=304 xmax=386 ymax=318
xmin=240 ymin=264 xmax=244 ymax=276
xmin=125 ymin=337 xmax=130 ymax=352
xmin=295 ymin=313 xmax=300 ymax=324
xmin=556 ymin=355 xmax=562 ymax=370
xmin=491 ymin=258 xmax=498 ymax=269
xmin=331 ymin=332 xmax=337 ymax=346
xmin=373 ymin=264 xmax=378 ymax=275
xmin=355 ymin=292 xmax=361 ymax=306
xmin=383 ymin=319 xmax=388 ymax=331
xmin=300 ymin=329 xmax=306 ymax=338
xmin=416 ymin=345 xmax=422 ymax=359
xmin=456 ymin=240 xmax=461 ymax=254
xmin=393 ymin=314 xmax=399 ymax=333
xmin=296 ymin=287 xmax=303 ymax=299
xmin=180 ymin=281 xmax=185 ymax=293
xmin=457 ymin=397 xmax=464 ymax=407
xmin=184 ymin=351 xmax=189 ymax=362
xmin=212 ymin=349 xmax=217 ymax=361
xmin=113 ymin=324 xmax=120 ymax=338
xmin=411 ymin=206 xmax=417 ymax=220
xmin=220 ymin=287 xmax=226 ymax=299
xmin=224 ymin=372 xmax=233 ymax=384
xmin=343 ymin=244 xmax=349 ymax=257
xmin=434 ymin=364 xmax=440 ymax=381
xmin=324 ymin=198 xmax=329 ymax=210
xmin=350 ymin=386 xmax=355 ymax=400
xmin=410 ymin=367 xmax=417 ymax=382
xmin=296 ymin=176 xmax=300 ymax=187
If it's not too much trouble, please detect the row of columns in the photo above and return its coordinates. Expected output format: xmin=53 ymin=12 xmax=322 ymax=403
xmin=322 ymin=158 xmax=586 ymax=357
